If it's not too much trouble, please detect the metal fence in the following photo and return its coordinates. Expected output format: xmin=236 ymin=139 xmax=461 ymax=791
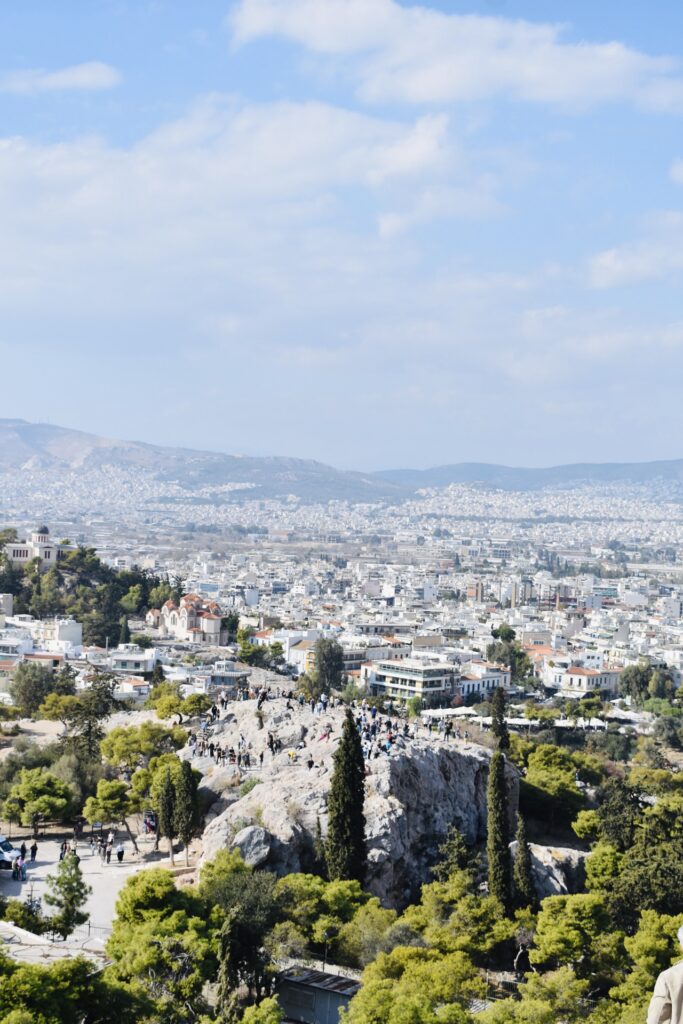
xmin=53 ymin=921 xmax=112 ymax=943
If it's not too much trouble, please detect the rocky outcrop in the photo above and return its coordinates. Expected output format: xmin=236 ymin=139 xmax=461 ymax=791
xmin=196 ymin=701 xmax=519 ymax=907
xmin=510 ymin=841 xmax=588 ymax=898
xmin=232 ymin=825 xmax=273 ymax=868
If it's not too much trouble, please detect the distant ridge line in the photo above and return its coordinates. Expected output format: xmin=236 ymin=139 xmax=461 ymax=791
xmin=0 ymin=419 xmax=682 ymax=500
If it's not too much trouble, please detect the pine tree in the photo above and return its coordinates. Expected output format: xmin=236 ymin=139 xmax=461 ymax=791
xmin=486 ymin=750 xmax=511 ymax=912
xmin=326 ymin=709 xmax=366 ymax=882
xmin=513 ymin=815 xmax=537 ymax=909
xmin=491 ymin=687 xmax=510 ymax=751
xmin=157 ymin=768 xmax=177 ymax=865
xmin=119 ymin=615 xmax=131 ymax=645
xmin=173 ymin=760 xmax=199 ymax=866
xmin=44 ymin=854 xmax=92 ymax=939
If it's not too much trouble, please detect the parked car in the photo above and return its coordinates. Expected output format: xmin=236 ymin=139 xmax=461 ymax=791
xmin=0 ymin=836 xmax=21 ymax=869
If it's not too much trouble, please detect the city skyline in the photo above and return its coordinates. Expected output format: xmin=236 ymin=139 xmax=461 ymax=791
xmin=1 ymin=1 xmax=682 ymax=469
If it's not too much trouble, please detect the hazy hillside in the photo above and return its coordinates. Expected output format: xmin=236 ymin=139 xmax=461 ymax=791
xmin=375 ymin=459 xmax=683 ymax=491
xmin=2 ymin=419 xmax=683 ymax=502
xmin=0 ymin=419 xmax=403 ymax=502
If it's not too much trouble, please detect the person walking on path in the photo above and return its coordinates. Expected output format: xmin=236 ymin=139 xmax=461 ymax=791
xmin=106 ymin=843 xmax=112 ymax=865
xmin=116 ymin=842 xmax=124 ymax=864
xmin=648 ymin=925 xmax=683 ymax=1023
xmin=29 ymin=841 xmax=37 ymax=862
xmin=19 ymin=842 xmax=26 ymax=860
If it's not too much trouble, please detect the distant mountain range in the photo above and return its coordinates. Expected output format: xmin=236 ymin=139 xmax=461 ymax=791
xmin=0 ymin=419 xmax=401 ymax=502
xmin=1 ymin=419 xmax=682 ymax=502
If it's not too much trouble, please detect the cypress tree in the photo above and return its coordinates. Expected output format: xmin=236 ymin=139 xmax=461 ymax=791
xmin=326 ymin=709 xmax=366 ymax=882
xmin=486 ymin=750 xmax=511 ymax=911
xmin=491 ymin=687 xmax=510 ymax=751
xmin=119 ymin=615 xmax=131 ymax=645
xmin=216 ymin=911 xmax=240 ymax=1023
xmin=157 ymin=768 xmax=177 ymax=865
xmin=150 ymin=662 xmax=165 ymax=686
xmin=432 ymin=825 xmax=472 ymax=882
xmin=173 ymin=760 xmax=199 ymax=866
xmin=513 ymin=814 xmax=537 ymax=909
xmin=313 ymin=815 xmax=328 ymax=880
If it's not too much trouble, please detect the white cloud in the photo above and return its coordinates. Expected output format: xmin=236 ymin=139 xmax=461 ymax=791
xmin=230 ymin=0 xmax=683 ymax=110
xmin=378 ymin=180 xmax=501 ymax=237
xmin=0 ymin=95 xmax=483 ymax=319
xmin=0 ymin=61 xmax=121 ymax=95
xmin=671 ymin=159 xmax=683 ymax=185
xmin=589 ymin=212 xmax=683 ymax=287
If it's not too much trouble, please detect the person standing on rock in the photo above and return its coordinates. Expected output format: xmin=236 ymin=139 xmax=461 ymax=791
xmin=648 ymin=925 xmax=683 ymax=1023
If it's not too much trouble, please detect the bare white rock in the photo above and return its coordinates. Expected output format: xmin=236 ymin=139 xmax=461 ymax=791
xmin=509 ymin=841 xmax=588 ymax=898
xmin=196 ymin=699 xmax=519 ymax=907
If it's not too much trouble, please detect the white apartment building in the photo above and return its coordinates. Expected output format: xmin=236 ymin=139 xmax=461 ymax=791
xmin=360 ymin=657 xmax=459 ymax=707
xmin=108 ymin=644 xmax=158 ymax=676
xmin=6 ymin=616 xmax=82 ymax=655
xmin=459 ymin=660 xmax=512 ymax=699
xmin=189 ymin=661 xmax=251 ymax=695
xmin=560 ymin=665 xmax=621 ymax=698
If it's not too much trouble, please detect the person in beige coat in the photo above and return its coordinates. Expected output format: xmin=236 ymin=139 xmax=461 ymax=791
xmin=648 ymin=927 xmax=683 ymax=1024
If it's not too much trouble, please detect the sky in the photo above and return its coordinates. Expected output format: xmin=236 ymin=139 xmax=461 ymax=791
xmin=1 ymin=0 xmax=682 ymax=471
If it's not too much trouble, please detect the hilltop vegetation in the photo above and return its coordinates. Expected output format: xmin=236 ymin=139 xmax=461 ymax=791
xmin=1 ymin=650 xmax=683 ymax=1020
xmin=0 ymin=532 xmax=180 ymax=645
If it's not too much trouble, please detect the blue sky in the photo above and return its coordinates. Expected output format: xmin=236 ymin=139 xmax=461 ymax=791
xmin=1 ymin=1 xmax=682 ymax=470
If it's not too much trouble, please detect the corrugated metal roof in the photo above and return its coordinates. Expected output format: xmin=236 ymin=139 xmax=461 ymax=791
xmin=278 ymin=968 xmax=361 ymax=996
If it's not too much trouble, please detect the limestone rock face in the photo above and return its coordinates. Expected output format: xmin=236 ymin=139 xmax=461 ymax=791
xmin=197 ymin=765 xmax=241 ymax=821
xmin=509 ymin=841 xmax=588 ymax=898
xmin=196 ymin=700 xmax=519 ymax=907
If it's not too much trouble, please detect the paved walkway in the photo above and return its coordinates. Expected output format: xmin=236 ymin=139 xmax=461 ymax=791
xmin=0 ymin=831 xmax=164 ymax=931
